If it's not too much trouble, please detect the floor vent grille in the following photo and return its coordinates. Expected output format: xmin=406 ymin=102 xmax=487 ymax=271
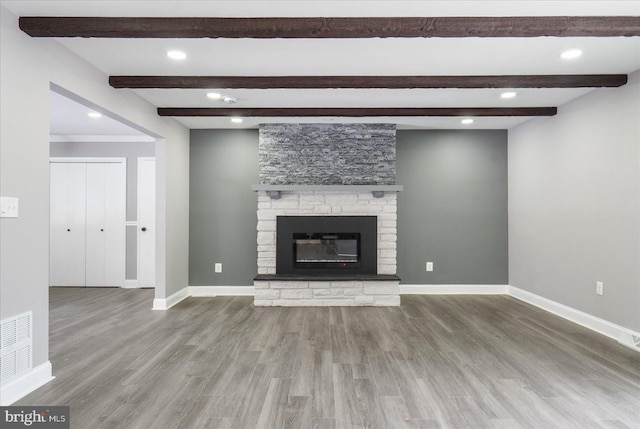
xmin=0 ymin=312 xmax=33 ymax=384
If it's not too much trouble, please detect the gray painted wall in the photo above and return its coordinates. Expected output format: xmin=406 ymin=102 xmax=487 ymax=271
xmin=189 ymin=128 xmax=508 ymax=286
xmin=1 ymin=5 xmax=189 ymax=375
xmin=396 ymin=130 xmax=508 ymax=284
xmin=189 ymin=129 xmax=259 ymax=286
xmin=50 ymin=141 xmax=155 ymax=280
xmin=1 ymin=8 xmax=51 ymax=368
xmin=509 ymin=71 xmax=640 ymax=332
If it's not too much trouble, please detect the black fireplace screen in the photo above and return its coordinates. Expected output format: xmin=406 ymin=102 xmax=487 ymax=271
xmin=294 ymin=233 xmax=360 ymax=266
xmin=276 ymin=216 xmax=377 ymax=275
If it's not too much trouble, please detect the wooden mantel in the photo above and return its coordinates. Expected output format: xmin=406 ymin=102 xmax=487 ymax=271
xmin=251 ymin=184 xmax=404 ymax=199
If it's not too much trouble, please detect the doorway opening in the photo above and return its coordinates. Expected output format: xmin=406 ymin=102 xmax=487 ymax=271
xmin=49 ymin=87 xmax=157 ymax=290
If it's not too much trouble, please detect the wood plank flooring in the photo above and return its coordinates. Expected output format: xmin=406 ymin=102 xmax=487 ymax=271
xmin=17 ymin=288 xmax=640 ymax=428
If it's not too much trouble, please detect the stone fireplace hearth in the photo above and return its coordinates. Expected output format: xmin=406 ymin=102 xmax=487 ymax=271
xmin=253 ymin=190 xmax=400 ymax=306
xmin=253 ymin=124 xmax=401 ymax=307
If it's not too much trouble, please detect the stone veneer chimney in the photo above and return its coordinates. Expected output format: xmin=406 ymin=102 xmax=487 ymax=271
xmin=253 ymin=124 xmax=401 ymax=306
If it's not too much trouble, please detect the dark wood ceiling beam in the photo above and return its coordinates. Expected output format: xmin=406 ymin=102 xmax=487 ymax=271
xmin=110 ymin=74 xmax=628 ymax=89
xmin=20 ymin=16 xmax=640 ymax=38
xmin=157 ymin=107 xmax=557 ymax=117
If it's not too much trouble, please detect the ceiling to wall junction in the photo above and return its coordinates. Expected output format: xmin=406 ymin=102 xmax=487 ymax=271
xmin=3 ymin=0 xmax=640 ymax=131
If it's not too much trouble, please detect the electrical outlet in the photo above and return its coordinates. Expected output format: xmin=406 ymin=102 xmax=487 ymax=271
xmin=426 ymin=262 xmax=434 ymax=272
xmin=596 ymin=281 xmax=603 ymax=296
xmin=214 ymin=263 xmax=223 ymax=273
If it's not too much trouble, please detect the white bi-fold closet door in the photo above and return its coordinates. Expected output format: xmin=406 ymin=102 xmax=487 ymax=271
xmin=50 ymin=159 xmax=126 ymax=287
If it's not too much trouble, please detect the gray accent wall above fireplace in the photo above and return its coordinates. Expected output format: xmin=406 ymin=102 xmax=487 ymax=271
xmin=189 ymin=128 xmax=508 ymax=287
xmin=259 ymin=123 xmax=396 ymax=185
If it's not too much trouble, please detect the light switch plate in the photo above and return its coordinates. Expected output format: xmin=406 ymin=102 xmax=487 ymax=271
xmin=0 ymin=197 xmax=19 ymax=218
xmin=214 ymin=263 xmax=223 ymax=273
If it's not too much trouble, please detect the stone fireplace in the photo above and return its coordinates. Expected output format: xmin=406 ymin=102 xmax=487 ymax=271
xmin=253 ymin=124 xmax=401 ymax=306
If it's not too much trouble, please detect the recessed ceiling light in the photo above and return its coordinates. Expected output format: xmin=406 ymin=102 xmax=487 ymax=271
xmin=461 ymin=118 xmax=474 ymax=125
xmin=166 ymin=50 xmax=187 ymax=60
xmin=501 ymin=91 xmax=517 ymax=99
xmin=223 ymin=96 xmax=237 ymax=104
xmin=87 ymin=112 xmax=102 ymax=118
xmin=561 ymin=49 xmax=582 ymax=60
xmin=206 ymin=92 xmax=222 ymax=100
xmin=230 ymin=117 xmax=243 ymax=123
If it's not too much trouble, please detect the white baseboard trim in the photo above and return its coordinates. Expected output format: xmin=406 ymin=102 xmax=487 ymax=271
xmin=151 ymin=283 xmax=639 ymax=352
xmin=617 ymin=331 xmax=640 ymax=352
xmin=400 ymin=284 xmax=509 ymax=295
xmin=152 ymin=286 xmax=253 ymax=310
xmin=189 ymin=286 xmax=255 ymax=297
xmin=122 ymin=279 xmax=139 ymax=289
xmin=0 ymin=361 xmax=54 ymax=405
xmin=508 ymin=286 xmax=640 ymax=352
xmin=152 ymin=287 xmax=189 ymax=310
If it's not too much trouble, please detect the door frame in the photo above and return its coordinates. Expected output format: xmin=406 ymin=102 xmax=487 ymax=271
xmin=136 ymin=157 xmax=156 ymax=288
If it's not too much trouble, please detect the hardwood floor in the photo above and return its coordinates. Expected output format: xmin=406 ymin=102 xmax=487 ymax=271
xmin=18 ymin=288 xmax=640 ymax=428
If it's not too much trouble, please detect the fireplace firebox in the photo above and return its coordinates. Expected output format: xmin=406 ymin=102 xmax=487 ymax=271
xmin=276 ymin=216 xmax=377 ymax=275
xmin=294 ymin=232 xmax=360 ymax=268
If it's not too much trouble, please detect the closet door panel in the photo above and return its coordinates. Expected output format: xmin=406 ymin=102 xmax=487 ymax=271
xmin=50 ymin=162 xmax=86 ymax=286
xmin=85 ymin=162 xmax=126 ymax=286
xmin=102 ymin=162 xmax=126 ymax=286
xmin=85 ymin=163 xmax=107 ymax=286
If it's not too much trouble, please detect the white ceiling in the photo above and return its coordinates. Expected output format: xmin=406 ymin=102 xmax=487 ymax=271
xmin=5 ymin=1 xmax=639 ymax=17
xmin=3 ymin=0 xmax=640 ymax=132
xmin=49 ymin=90 xmax=151 ymax=139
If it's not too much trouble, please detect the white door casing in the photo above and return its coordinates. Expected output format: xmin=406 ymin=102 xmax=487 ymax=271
xmin=137 ymin=157 xmax=156 ymax=288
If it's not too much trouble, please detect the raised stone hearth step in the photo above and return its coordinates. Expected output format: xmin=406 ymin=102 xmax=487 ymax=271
xmin=253 ymin=278 xmax=401 ymax=307
xmin=254 ymin=274 xmax=400 ymax=281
